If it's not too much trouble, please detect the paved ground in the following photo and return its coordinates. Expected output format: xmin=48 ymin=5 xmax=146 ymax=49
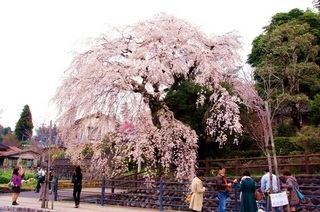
xmin=0 ymin=189 xmax=170 ymax=212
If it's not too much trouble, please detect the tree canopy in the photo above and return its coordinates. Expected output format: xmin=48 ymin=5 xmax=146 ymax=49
xmin=0 ymin=125 xmax=12 ymax=143
xmin=53 ymin=14 xmax=245 ymax=179
xmin=247 ymin=8 xmax=320 ymax=130
xmin=14 ymin=104 xmax=34 ymax=141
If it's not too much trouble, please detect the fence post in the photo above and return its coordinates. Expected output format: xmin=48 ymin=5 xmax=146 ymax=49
xmin=205 ymin=158 xmax=209 ymax=176
xmin=53 ymin=177 xmax=58 ymax=201
xmin=234 ymin=182 xmax=239 ymax=212
xmin=305 ymin=153 xmax=310 ymax=174
xmin=111 ymin=179 xmax=114 ymax=194
xmin=134 ymin=171 xmax=137 ymax=188
xmin=159 ymin=180 xmax=164 ymax=211
xmin=100 ymin=175 xmax=105 ymax=206
xmin=235 ymin=156 xmax=239 ymax=176
xmin=158 ymin=164 xmax=162 ymax=180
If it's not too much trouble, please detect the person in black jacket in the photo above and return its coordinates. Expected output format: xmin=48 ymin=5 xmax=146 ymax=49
xmin=72 ymin=165 xmax=83 ymax=208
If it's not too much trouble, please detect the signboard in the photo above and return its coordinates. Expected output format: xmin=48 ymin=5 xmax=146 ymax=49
xmin=270 ymin=192 xmax=289 ymax=207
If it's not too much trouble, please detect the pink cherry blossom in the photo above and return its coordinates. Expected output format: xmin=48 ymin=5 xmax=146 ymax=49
xmin=53 ymin=13 xmax=244 ymax=180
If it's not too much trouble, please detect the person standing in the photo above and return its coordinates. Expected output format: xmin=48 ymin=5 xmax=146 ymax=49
xmin=215 ymin=166 xmax=234 ymax=212
xmin=35 ymin=166 xmax=42 ymax=193
xmin=281 ymin=169 xmax=300 ymax=211
xmin=260 ymin=167 xmax=280 ymax=212
xmin=72 ymin=165 xmax=83 ymax=208
xmin=11 ymin=166 xmax=25 ymax=206
xmin=237 ymin=170 xmax=258 ymax=212
xmin=39 ymin=166 xmax=47 ymax=201
xmin=189 ymin=170 xmax=206 ymax=212
xmin=48 ymin=168 xmax=53 ymax=194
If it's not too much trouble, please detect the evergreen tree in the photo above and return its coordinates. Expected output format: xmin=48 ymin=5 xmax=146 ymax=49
xmin=15 ymin=105 xmax=34 ymax=141
xmin=247 ymin=8 xmax=320 ymax=130
xmin=314 ymin=0 xmax=320 ymax=12
xmin=3 ymin=127 xmax=12 ymax=135
xmin=0 ymin=125 xmax=12 ymax=143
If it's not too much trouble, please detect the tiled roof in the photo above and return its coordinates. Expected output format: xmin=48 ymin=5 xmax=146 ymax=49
xmin=0 ymin=145 xmax=22 ymax=156
xmin=0 ymin=144 xmax=10 ymax=151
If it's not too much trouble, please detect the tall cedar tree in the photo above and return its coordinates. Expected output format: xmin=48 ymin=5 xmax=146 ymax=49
xmin=15 ymin=105 xmax=34 ymax=141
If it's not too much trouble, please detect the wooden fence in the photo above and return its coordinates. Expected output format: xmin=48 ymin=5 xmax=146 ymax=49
xmin=2 ymin=153 xmax=319 ymax=179
xmin=198 ymin=153 xmax=320 ymax=176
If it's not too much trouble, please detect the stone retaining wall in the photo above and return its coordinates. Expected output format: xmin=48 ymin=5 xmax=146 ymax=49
xmin=1 ymin=175 xmax=319 ymax=211
xmin=104 ymin=175 xmax=320 ymax=212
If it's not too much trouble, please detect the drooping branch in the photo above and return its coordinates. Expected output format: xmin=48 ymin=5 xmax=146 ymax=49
xmin=53 ymin=13 xmax=244 ymax=180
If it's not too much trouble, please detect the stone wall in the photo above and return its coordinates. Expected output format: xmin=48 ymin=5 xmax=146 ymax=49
xmin=103 ymin=175 xmax=320 ymax=212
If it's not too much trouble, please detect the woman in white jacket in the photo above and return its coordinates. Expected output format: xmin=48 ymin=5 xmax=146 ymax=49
xmin=189 ymin=170 xmax=206 ymax=212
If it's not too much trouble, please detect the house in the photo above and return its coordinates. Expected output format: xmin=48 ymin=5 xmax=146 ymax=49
xmin=0 ymin=144 xmax=41 ymax=168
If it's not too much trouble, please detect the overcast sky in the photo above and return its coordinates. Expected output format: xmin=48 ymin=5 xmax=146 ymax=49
xmin=0 ymin=0 xmax=314 ymax=130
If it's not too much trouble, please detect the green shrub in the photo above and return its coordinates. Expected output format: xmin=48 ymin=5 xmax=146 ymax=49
xmin=24 ymin=172 xmax=36 ymax=180
xmin=274 ymin=137 xmax=298 ymax=155
xmin=20 ymin=141 xmax=30 ymax=146
xmin=277 ymin=123 xmax=296 ymax=137
xmin=0 ymin=170 xmax=12 ymax=184
xmin=0 ymin=170 xmax=37 ymax=184
xmin=294 ymin=126 xmax=320 ymax=153
xmin=229 ymin=150 xmax=262 ymax=158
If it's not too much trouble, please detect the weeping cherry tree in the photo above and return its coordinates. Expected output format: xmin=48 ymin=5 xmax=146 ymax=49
xmin=53 ymin=13 xmax=244 ymax=180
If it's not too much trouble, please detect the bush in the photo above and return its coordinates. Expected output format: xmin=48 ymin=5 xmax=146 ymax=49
xmin=277 ymin=123 xmax=297 ymax=137
xmin=229 ymin=150 xmax=262 ymax=158
xmin=274 ymin=137 xmax=299 ymax=155
xmin=24 ymin=172 xmax=36 ymax=180
xmin=0 ymin=169 xmax=37 ymax=184
xmin=294 ymin=126 xmax=320 ymax=153
xmin=0 ymin=170 xmax=12 ymax=184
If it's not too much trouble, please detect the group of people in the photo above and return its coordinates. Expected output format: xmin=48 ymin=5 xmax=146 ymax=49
xmin=260 ymin=167 xmax=300 ymax=212
xmin=10 ymin=164 xmax=301 ymax=211
xmin=189 ymin=166 xmax=302 ymax=212
xmin=10 ymin=165 xmax=82 ymax=209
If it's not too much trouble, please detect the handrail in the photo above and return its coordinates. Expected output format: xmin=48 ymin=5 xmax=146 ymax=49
xmin=198 ymin=153 xmax=320 ymax=176
xmin=53 ymin=176 xmax=320 ymax=211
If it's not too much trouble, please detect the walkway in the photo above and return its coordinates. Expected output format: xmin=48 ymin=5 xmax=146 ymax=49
xmin=0 ymin=190 xmax=176 ymax=212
